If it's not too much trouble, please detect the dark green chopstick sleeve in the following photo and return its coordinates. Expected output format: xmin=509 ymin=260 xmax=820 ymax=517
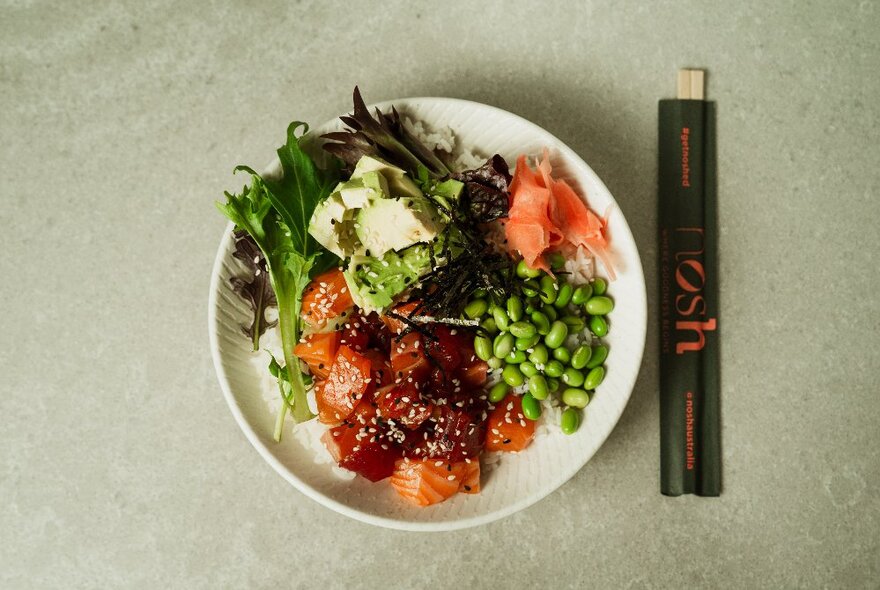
xmin=658 ymin=99 xmax=721 ymax=497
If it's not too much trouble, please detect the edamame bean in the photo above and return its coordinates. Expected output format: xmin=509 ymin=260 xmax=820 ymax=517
xmin=510 ymin=321 xmax=537 ymax=339
xmin=585 ymin=296 xmax=614 ymax=316
xmin=592 ymin=277 xmax=607 ymax=295
xmin=554 ymin=282 xmax=573 ymax=308
xmin=562 ymin=367 xmax=585 ymax=387
xmin=543 ymin=305 xmax=558 ymax=321
xmin=547 ymin=377 xmax=561 ymax=392
xmin=562 ymin=315 xmax=585 ymax=334
xmin=492 ymin=305 xmax=510 ymax=332
xmin=487 ymin=356 xmax=504 ymax=369
xmin=571 ymin=345 xmax=592 ymax=369
xmin=521 ymin=279 xmax=540 ymax=298
xmin=472 ymin=288 xmax=488 ymax=298
xmin=562 ymin=388 xmax=590 ymax=408
xmin=516 ymin=260 xmax=542 ymax=279
xmin=528 ymin=344 xmax=549 ymax=365
xmin=521 ymin=392 xmax=542 ymax=420
xmin=531 ymin=311 xmax=551 ymax=335
xmin=464 ymin=298 xmax=489 ymax=319
xmin=544 ymin=360 xmax=565 ymax=378
xmin=493 ymin=332 xmax=515 ymax=358
xmin=515 ymin=334 xmax=540 ymax=351
xmin=528 ymin=374 xmax=550 ymax=400
xmin=539 ymin=275 xmax=558 ymax=304
xmin=507 ymin=296 xmax=524 ymax=322
xmin=505 ymin=350 xmax=527 ymax=364
xmin=520 ymin=361 xmax=539 ymax=378
xmin=481 ymin=317 xmax=498 ymax=334
xmin=571 ymin=284 xmax=593 ymax=305
xmin=489 ymin=381 xmax=509 ymax=403
xmin=586 ymin=345 xmax=608 ymax=369
xmin=502 ymin=364 xmax=524 ymax=387
xmin=560 ymin=407 xmax=581 ymax=434
xmin=549 ymin=252 xmax=566 ymax=270
xmin=583 ymin=366 xmax=606 ymax=390
xmin=589 ymin=315 xmax=609 ymax=337
xmin=545 ymin=320 xmax=569 ymax=349
xmin=552 ymin=346 xmax=571 ymax=364
xmin=474 ymin=335 xmax=493 ymax=361
xmin=524 ymin=303 xmax=537 ymax=316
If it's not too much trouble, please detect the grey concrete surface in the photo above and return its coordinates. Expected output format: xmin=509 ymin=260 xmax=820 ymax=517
xmin=2 ymin=1 xmax=879 ymax=588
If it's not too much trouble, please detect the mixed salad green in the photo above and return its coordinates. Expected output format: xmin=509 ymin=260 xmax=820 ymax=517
xmin=217 ymin=122 xmax=340 ymax=424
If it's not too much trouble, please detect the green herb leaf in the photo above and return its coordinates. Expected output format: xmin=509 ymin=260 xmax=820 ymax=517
xmin=217 ymin=124 xmax=342 ymax=437
xmin=260 ymin=122 xmax=340 ymax=268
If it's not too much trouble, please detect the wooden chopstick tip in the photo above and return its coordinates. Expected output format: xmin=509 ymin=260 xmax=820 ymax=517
xmin=677 ymin=68 xmax=706 ymax=100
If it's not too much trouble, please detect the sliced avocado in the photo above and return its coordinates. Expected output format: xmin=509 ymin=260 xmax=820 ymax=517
xmin=338 ymin=170 xmax=390 ymax=209
xmin=352 ymin=155 xmax=423 ymax=199
xmin=354 ymin=196 xmax=441 ymax=259
xmin=425 ymin=178 xmax=464 ymax=215
xmin=309 ymin=193 xmax=352 ymax=258
xmin=430 ymin=178 xmax=464 ymax=201
xmin=343 ymin=243 xmax=433 ymax=312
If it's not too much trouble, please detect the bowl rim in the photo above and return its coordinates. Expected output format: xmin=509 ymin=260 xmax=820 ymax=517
xmin=208 ymin=95 xmax=647 ymax=531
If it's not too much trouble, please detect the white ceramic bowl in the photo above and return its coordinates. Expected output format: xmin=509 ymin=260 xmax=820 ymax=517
xmin=209 ymin=97 xmax=647 ymax=531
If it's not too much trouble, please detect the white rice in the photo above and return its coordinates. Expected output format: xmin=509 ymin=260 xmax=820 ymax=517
xmin=563 ymin=246 xmax=596 ymax=285
xmin=402 ymin=117 xmax=486 ymax=171
xmin=248 ymin=123 xmax=598 ymax=479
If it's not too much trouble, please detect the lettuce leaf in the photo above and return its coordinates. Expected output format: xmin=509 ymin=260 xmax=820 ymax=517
xmin=230 ymin=231 xmax=277 ymax=351
xmin=217 ymin=123 xmax=341 ymax=435
xmin=322 ymin=87 xmax=451 ymax=178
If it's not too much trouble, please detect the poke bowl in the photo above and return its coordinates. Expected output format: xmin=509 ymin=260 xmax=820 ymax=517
xmin=209 ymin=91 xmax=647 ymax=531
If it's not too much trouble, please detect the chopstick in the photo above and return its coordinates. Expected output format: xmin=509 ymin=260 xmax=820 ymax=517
xmin=658 ymin=69 xmax=721 ymax=497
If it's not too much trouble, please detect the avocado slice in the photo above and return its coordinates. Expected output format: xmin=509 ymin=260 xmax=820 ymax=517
xmin=309 ymin=193 xmax=353 ymax=258
xmin=352 ymin=155 xmax=424 ymax=199
xmin=424 ymin=178 xmax=464 ymax=215
xmin=338 ymin=170 xmax=390 ymax=209
xmin=343 ymin=243 xmax=434 ymax=312
xmin=355 ymin=196 xmax=441 ymax=259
